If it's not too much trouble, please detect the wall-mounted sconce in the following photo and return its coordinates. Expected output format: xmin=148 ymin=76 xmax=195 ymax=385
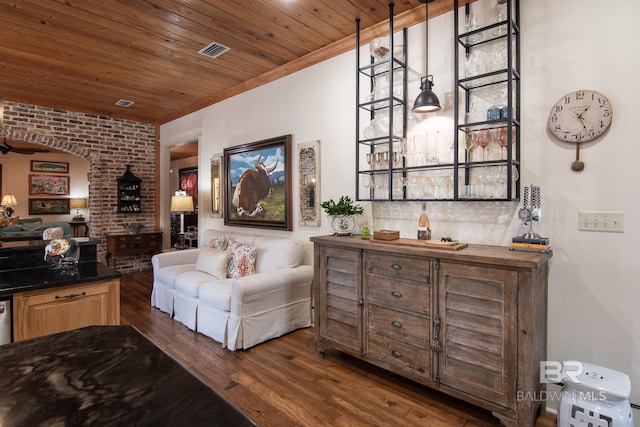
xmin=211 ymin=156 xmax=223 ymax=218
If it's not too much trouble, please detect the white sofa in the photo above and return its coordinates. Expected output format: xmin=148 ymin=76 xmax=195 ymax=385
xmin=151 ymin=228 xmax=313 ymax=350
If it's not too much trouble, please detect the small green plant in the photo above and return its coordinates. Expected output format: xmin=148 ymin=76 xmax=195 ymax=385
xmin=320 ymin=195 xmax=364 ymax=216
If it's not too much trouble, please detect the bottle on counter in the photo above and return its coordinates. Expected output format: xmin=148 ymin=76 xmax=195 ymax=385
xmin=417 ymin=202 xmax=431 ymax=240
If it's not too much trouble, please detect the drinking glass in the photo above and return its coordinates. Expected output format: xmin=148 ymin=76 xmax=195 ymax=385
xmin=476 ymin=130 xmax=491 ymax=161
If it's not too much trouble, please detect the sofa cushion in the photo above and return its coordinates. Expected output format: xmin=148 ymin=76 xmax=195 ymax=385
xmin=195 ymin=247 xmax=231 ymax=279
xmin=253 ymin=237 xmax=303 ymax=273
xmin=198 ymin=280 xmax=234 ymax=312
xmin=226 ymin=240 xmax=256 ymax=278
xmin=154 ymin=264 xmax=196 ymax=289
xmin=175 ymin=271 xmax=219 ymax=297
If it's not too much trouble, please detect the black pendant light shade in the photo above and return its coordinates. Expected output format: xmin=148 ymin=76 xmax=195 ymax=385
xmin=412 ymin=0 xmax=441 ymax=113
xmin=413 ymin=75 xmax=441 ymax=113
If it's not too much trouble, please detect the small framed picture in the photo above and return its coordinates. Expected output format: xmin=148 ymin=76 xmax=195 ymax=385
xmin=29 ymin=198 xmax=71 ymax=215
xmin=30 ymin=160 xmax=69 ymax=174
xmin=29 ymin=174 xmax=70 ymax=195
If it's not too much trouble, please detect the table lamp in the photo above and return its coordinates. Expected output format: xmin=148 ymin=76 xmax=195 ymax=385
xmin=1 ymin=194 xmax=16 ymax=217
xmin=70 ymin=198 xmax=87 ymax=221
xmin=170 ymin=191 xmax=195 ymax=249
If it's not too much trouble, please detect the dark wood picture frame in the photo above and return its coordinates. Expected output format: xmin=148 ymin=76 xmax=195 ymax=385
xmin=29 ymin=174 xmax=70 ymax=195
xmin=29 ymin=198 xmax=71 ymax=215
xmin=30 ymin=160 xmax=69 ymax=174
xmin=179 ymin=166 xmax=198 ymax=210
xmin=224 ymin=134 xmax=292 ymax=231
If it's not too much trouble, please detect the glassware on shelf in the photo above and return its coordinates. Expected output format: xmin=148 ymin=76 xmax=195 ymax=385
xmin=486 ymin=129 xmax=503 ymax=161
xmin=476 ymin=130 xmax=491 ymax=161
xmin=492 ymin=0 xmax=508 ymax=36
xmin=465 ymin=100 xmax=484 ymax=124
xmin=464 ymin=12 xmax=483 ymax=44
xmin=366 ymin=152 xmax=375 ymax=170
xmin=426 ymin=130 xmax=440 ymax=164
xmin=363 ymin=119 xmax=385 ymax=139
xmin=369 ymin=38 xmax=390 ymax=61
xmin=487 ymin=90 xmax=506 ymax=121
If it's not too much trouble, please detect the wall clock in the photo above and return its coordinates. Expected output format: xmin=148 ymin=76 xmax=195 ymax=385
xmin=547 ymin=90 xmax=612 ymax=171
xmin=547 ymin=90 xmax=612 ymax=143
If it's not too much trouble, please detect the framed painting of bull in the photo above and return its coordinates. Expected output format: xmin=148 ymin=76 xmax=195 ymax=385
xmin=223 ymin=134 xmax=292 ymax=230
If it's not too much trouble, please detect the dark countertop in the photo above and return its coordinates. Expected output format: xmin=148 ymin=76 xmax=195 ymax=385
xmin=0 ymin=325 xmax=257 ymax=427
xmin=0 ymin=239 xmax=121 ymax=296
xmin=0 ymin=262 xmax=122 ymax=296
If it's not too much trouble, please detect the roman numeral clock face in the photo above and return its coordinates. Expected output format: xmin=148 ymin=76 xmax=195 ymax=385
xmin=547 ymin=90 xmax=613 ymax=143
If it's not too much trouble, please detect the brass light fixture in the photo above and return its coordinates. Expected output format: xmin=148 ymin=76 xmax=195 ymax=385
xmin=412 ymin=0 xmax=441 ymax=113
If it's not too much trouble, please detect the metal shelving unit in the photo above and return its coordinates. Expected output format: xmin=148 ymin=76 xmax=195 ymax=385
xmin=355 ymin=3 xmax=407 ymax=202
xmin=453 ymin=0 xmax=521 ymax=201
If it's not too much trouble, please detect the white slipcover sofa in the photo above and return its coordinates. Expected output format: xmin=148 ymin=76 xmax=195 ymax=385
xmin=151 ymin=228 xmax=313 ymax=350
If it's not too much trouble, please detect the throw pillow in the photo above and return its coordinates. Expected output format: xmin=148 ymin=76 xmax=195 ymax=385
xmin=195 ymin=247 xmax=231 ymax=279
xmin=226 ymin=239 xmax=257 ymax=278
xmin=208 ymin=235 xmax=228 ymax=250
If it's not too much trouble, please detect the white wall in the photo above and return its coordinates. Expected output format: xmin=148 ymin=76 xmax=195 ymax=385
xmin=161 ymin=0 xmax=640 ymax=414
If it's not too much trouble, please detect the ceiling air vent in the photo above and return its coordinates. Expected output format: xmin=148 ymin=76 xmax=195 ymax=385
xmin=115 ymin=99 xmax=135 ymax=107
xmin=198 ymin=42 xmax=230 ymax=59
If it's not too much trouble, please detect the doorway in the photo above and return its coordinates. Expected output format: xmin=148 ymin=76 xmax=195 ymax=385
xmin=170 ymin=141 xmax=198 ymax=248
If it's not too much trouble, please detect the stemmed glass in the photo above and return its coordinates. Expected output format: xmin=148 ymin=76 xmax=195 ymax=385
xmin=366 ymin=152 xmax=375 ymax=170
xmin=476 ymin=130 xmax=491 ymax=161
xmin=496 ymin=127 xmax=508 ymax=160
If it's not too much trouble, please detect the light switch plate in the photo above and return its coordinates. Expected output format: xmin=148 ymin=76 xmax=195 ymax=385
xmin=578 ymin=211 xmax=624 ymax=233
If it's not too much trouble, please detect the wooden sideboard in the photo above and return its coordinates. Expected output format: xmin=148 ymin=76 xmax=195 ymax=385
xmin=311 ymin=235 xmax=552 ymax=427
xmin=105 ymin=231 xmax=162 ymax=268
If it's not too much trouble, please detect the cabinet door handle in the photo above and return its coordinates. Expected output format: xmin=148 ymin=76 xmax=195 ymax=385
xmin=391 ymin=263 xmax=402 ymax=270
xmin=391 ymin=350 xmax=403 ymax=358
xmin=55 ymin=292 xmax=87 ymax=300
xmin=391 ymin=290 xmax=403 ymax=298
xmin=391 ymin=320 xmax=403 ymax=329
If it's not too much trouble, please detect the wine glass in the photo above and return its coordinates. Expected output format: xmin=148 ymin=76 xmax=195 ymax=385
xmin=496 ymin=127 xmax=508 ymax=160
xmin=366 ymin=152 xmax=375 ymax=170
xmin=476 ymin=130 xmax=491 ymax=160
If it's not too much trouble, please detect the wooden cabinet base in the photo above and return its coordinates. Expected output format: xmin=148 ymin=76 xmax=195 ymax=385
xmin=13 ymin=279 xmax=120 ymax=341
xmin=312 ymin=236 xmax=551 ymax=427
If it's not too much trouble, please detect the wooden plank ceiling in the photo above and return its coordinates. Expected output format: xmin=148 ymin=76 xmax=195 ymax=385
xmin=0 ymin=0 xmax=455 ymax=124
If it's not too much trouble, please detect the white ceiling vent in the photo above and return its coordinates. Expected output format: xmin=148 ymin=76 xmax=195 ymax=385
xmin=115 ymin=99 xmax=135 ymax=107
xmin=198 ymin=42 xmax=230 ymax=59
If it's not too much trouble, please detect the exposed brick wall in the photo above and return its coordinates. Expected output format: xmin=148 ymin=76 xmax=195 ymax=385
xmin=1 ymin=101 xmax=157 ymax=272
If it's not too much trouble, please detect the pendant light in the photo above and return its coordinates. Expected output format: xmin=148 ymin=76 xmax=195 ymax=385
xmin=412 ymin=0 xmax=441 ymax=113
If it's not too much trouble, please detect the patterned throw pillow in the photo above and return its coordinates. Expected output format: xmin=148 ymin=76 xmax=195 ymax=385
xmin=226 ymin=239 xmax=257 ymax=278
xmin=208 ymin=235 xmax=228 ymax=250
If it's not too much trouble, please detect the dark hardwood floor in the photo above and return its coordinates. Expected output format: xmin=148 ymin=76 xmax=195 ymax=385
xmin=120 ymin=270 xmax=557 ymax=427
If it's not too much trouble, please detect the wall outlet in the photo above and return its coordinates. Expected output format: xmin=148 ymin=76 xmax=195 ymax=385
xmin=578 ymin=211 xmax=624 ymax=233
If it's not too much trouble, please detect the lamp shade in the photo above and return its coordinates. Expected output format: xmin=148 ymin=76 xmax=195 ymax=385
xmin=1 ymin=194 xmax=16 ymax=206
xmin=69 ymin=198 xmax=87 ymax=209
xmin=412 ymin=0 xmax=441 ymax=114
xmin=412 ymin=76 xmax=441 ymax=113
xmin=170 ymin=195 xmax=195 ymax=213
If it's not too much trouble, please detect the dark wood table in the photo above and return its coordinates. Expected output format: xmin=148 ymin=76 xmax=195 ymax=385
xmin=0 ymin=325 xmax=257 ymax=426
xmin=69 ymin=220 xmax=89 ymax=237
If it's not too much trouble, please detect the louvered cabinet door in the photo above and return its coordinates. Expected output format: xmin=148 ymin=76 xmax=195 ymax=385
xmin=436 ymin=261 xmax=517 ymax=409
xmin=315 ymin=246 xmax=363 ymax=354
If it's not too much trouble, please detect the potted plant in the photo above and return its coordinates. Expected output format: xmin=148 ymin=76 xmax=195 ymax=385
xmin=320 ymin=196 xmax=364 ymax=236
